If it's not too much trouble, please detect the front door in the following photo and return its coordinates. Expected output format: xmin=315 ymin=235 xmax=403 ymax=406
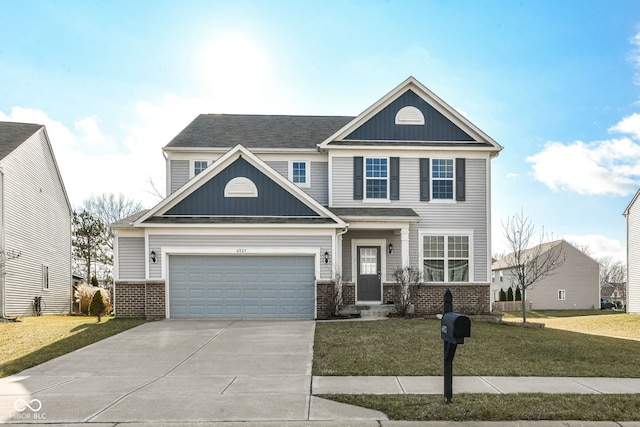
xmin=357 ymin=246 xmax=381 ymax=301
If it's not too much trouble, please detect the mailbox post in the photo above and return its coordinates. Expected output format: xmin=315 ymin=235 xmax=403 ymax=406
xmin=441 ymin=290 xmax=471 ymax=403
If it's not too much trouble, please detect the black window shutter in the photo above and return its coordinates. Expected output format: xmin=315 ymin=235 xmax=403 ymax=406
xmin=419 ymin=158 xmax=430 ymax=201
xmin=353 ymin=157 xmax=363 ymax=200
xmin=456 ymin=158 xmax=466 ymax=201
xmin=390 ymin=157 xmax=399 ymax=200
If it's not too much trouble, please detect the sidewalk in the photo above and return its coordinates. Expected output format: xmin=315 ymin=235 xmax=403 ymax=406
xmin=312 ymin=376 xmax=640 ymax=395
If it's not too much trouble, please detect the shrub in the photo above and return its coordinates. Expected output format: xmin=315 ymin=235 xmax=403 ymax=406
xmin=507 ymin=287 xmax=514 ymax=301
xmin=393 ymin=265 xmax=422 ymax=317
xmin=75 ymin=282 xmax=112 ymax=315
xmin=91 ymin=274 xmax=99 ymax=286
xmin=499 ymin=289 xmax=507 ymax=302
xmin=89 ymin=290 xmax=108 ymax=322
xmin=515 ymin=286 xmax=522 ymax=301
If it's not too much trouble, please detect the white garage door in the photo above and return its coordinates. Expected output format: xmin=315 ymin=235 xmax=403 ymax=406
xmin=168 ymin=255 xmax=315 ymax=319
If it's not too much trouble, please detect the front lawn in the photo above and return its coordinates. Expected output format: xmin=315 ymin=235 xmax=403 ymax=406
xmin=0 ymin=315 xmax=147 ymax=377
xmin=313 ymin=317 xmax=640 ymax=377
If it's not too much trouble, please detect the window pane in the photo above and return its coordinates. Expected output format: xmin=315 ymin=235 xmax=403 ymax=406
xmin=424 ymin=259 xmax=444 ymax=282
xmin=448 ymin=260 xmax=469 ymax=282
xmin=360 ymin=248 xmax=378 ymax=274
xmin=432 ymin=180 xmax=453 ymax=199
xmin=423 ymin=236 xmax=444 ymax=258
xmin=448 ymin=236 xmax=469 ymax=258
xmin=366 ymin=179 xmax=387 ymax=198
xmin=432 ymin=159 xmax=453 ymax=178
xmin=365 ymin=158 xmax=387 ymax=178
xmin=292 ymin=162 xmax=306 ymax=183
xmin=194 ymin=161 xmax=208 ymax=175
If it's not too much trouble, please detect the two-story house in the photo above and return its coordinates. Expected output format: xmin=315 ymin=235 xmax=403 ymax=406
xmin=0 ymin=122 xmax=72 ymax=317
xmin=112 ymin=77 xmax=502 ymax=319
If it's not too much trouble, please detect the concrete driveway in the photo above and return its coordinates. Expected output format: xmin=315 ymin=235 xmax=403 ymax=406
xmin=0 ymin=320 xmax=383 ymax=424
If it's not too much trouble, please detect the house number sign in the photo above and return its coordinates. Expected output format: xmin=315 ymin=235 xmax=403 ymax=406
xmin=236 ymin=248 xmax=247 ymax=253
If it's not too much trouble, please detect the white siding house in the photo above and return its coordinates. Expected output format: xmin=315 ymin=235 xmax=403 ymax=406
xmin=624 ymin=190 xmax=640 ymax=313
xmin=0 ymin=122 xmax=72 ymax=316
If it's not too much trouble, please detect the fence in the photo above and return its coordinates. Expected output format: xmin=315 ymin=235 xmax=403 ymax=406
xmin=492 ymin=301 xmax=532 ymax=312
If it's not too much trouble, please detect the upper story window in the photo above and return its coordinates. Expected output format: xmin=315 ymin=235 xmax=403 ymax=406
xmin=194 ymin=160 xmax=208 ymax=176
xmin=422 ymin=234 xmax=470 ymax=282
xmin=432 ymin=159 xmax=454 ymax=200
xmin=365 ymin=158 xmax=388 ymax=199
xmin=289 ymin=161 xmax=309 ymax=187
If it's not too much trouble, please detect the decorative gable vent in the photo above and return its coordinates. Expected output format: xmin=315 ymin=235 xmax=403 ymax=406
xmin=224 ymin=177 xmax=258 ymax=197
xmin=395 ymin=106 xmax=425 ymax=125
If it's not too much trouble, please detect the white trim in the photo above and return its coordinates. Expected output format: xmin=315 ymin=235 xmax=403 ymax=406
xmin=288 ymin=160 xmax=311 ymax=188
xmin=318 ymin=76 xmax=503 ymax=152
xmin=351 ymin=238 xmax=387 ymax=303
xmin=192 ymin=159 xmax=209 ymax=178
xmin=418 ymin=229 xmax=475 ymax=283
xmin=224 ymin=177 xmax=258 ymax=197
xmin=161 ymin=247 xmax=321 ymax=319
xmin=364 ymin=156 xmax=390 ymax=201
xmin=430 ymin=158 xmax=455 ymax=202
xmin=486 ymin=157 xmax=492 ymax=284
xmin=135 ymin=144 xmax=346 ymax=228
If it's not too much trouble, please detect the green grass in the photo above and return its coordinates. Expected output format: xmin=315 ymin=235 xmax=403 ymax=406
xmin=0 ymin=315 xmax=147 ymax=377
xmin=313 ymin=317 xmax=640 ymax=376
xmin=324 ymin=394 xmax=640 ymax=421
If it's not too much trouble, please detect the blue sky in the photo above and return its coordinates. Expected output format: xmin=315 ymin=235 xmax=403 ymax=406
xmin=1 ymin=0 xmax=639 ymax=261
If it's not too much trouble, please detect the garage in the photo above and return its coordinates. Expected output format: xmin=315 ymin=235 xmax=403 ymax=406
xmin=168 ymin=255 xmax=316 ymax=319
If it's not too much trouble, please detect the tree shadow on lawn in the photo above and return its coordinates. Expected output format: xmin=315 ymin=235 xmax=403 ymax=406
xmin=0 ymin=318 xmax=146 ymax=377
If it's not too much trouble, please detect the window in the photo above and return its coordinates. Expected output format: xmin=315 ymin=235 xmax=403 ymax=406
xmin=423 ymin=235 xmax=469 ymax=282
xmin=499 ymin=271 xmax=504 ymax=282
xmin=194 ymin=160 xmax=208 ymax=176
xmin=42 ymin=265 xmax=49 ymax=290
xmin=432 ymin=159 xmax=454 ymax=200
xmin=365 ymin=158 xmax=388 ymax=199
xmin=558 ymin=289 xmax=566 ymax=301
xmin=289 ymin=161 xmax=309 ymax=186
xmin=491 ymin=271 xmax=495 ymax=283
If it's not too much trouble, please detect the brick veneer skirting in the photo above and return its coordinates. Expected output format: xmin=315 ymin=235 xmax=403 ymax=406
xmin=327 ymin=282 xmax=490 ymax=316
xmin=115 ymin=281 xmax=166 ymax=320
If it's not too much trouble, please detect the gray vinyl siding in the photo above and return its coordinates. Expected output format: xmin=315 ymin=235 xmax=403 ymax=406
xmin=2 ymin=129 xmax=71 ymax=316
xmin=341 ymin=230 xmax=401 ymax=282
xmin=628 ymin=199 xmax=640 ymax=313
xmin=170 ymin=160 xmax=190 ymax=193
xmin=333 ymin=156 xmax=489 ymax=283
xmin=117 ymin=237 xmax=145 ymax=280
xmin=266 ymin=160 xmax=328 ymax=205
xmin=148 ymin=234 xmax=332 ymax=279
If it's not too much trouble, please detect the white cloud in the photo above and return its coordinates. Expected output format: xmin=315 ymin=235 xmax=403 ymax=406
xmin=1 ymin=94 xmax=211 ymax=209
xmin=564 ymin=234 xmax=626 ymax=263
xmin=506 ymin=172 xmax=518 ymax=178
xmin=526 ymin=137 xmax=640 ymax=196
xmin=609 ymin=112 xmax=640 ymax=139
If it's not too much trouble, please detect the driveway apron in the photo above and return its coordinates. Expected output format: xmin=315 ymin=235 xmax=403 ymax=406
xmin=0 ymin=320 xmax=321 ymax=423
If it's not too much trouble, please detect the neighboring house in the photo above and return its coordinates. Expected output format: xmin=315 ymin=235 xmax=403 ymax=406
xmin=0 ymin=122 xmax=72 ymax=317
xmin=491 ymin=240 xmax=599 ymax=310
xmin=600 ymin=282 xmax=625 ymax=309
xmin=112 ymin=76 xmax=503 ymax=319
xmin=624 ymin=190 xmax=640 ymax=313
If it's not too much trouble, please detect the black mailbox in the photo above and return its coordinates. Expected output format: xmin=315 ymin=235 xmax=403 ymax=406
xmin=441 ymin=312 xmax=471 ymax=344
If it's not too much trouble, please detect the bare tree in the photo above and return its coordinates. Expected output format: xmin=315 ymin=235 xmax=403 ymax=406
xmin=146 ymin=176 xmax=165 ymax=202
xmin=598 ymin=256 xmax=627 ymax=285
xmin=501 ymin=210 xmax=565 ymax=323
xmin=393 ymin=265 xmax=422 ymax=316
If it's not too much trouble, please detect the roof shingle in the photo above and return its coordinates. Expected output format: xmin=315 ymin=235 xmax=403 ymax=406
xmin=0 ymin=122 xmax=43 ymax=160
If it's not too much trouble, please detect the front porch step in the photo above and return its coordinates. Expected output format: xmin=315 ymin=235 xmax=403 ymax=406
xmin=338 ymin=304 xmax=396 ymax=318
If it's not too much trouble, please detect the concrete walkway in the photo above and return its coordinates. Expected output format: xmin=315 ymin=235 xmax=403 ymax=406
xmin=313 ymin=375 xmax=640 ymax=395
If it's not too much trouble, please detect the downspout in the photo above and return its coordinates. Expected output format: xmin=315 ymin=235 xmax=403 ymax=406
xmin=334 ymin=225 xmax=349 ymax=279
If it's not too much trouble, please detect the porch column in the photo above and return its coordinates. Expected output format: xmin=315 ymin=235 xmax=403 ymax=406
xmin=401 ymin=227 xmax=410 ymax=267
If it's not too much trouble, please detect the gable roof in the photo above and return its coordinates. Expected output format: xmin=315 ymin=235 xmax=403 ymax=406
xmin=492 ymin=240 xmax=564 ymax=270
xmin=0 ymin=121 xmax=43 ymax=160
xmin=164 ymin=114 xmax=354 ymax=151
xmin=318 ymin=76 xmax=503 ymax=153
xmin=136 ymin=144 xmax=346 ymax=228
xmin=623 ymin=188 xmax=640 ymax=217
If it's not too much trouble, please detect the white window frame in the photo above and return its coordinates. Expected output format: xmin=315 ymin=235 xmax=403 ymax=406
xmin=42 ymin=264 xmax=50 ymax=290
xmin=558 ymin=289 xmax=566 ymax=301
xmin=419 ymin=230 xmax=473 ymax=283
xmin=192 ymin=160 xmax=209 ymax=177
xmin=289 ymin=160 xmax=310 ymax=188
xmin=364 ymin=157 xmax=389 ymax=201
xmin=430 ymin=158 xmax=455 ymax=202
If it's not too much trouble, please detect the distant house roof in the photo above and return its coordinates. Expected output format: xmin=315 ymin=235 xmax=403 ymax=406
xmin=111 ymin=209 xmax=150 ymax=228
xmin=0 ymin=122 xmax=43 ymax=160
xmin=492 ymin=239 xmax=565 ymax=270
xmin=164 ymin=114 xmax=354 ymax=150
